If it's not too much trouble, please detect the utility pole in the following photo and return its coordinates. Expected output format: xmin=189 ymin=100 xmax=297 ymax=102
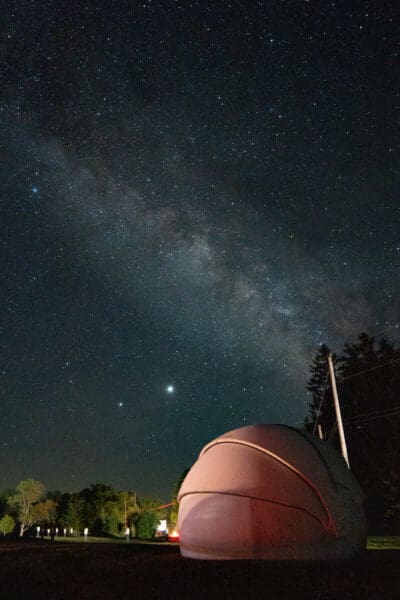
xmin=327 ymin=353 xmax=350 ymax=468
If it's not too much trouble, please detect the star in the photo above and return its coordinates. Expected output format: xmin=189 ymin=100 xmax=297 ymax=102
xmin=1 ymin=0 xmax=398 ymax=504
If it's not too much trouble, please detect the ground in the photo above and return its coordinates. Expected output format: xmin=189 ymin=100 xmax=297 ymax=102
xmin=0 ymin=538 xmax=398 ymax=599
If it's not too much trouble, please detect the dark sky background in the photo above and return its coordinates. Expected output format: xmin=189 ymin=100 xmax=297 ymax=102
xmin=1 ymin=0 xmax=399 ymax=500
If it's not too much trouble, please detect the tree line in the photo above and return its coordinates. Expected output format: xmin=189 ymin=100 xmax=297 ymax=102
xmin=0 ymin=480 xmax=169 ymax=539
xmin=305 ymin=332 xmax=400 ymax=533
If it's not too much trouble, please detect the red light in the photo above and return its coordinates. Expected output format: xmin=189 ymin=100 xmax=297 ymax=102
xmin=168 ymin=530 xmax=179 ymax=542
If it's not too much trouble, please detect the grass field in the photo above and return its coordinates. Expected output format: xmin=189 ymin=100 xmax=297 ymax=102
xmin=44 ymin=533 xmax=400 ymax=549
xmin=0 ymin=537 xmax=398 ymax=599
xmin=367 ymin=536 xmax=400 ymax=550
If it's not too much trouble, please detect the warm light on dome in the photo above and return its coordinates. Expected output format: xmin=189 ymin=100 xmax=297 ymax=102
xmin=177 ymin=424 xmax=366 ymax=560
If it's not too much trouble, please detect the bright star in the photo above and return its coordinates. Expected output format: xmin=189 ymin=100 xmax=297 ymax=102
xmin=166 ymin=385 xmax=174 ymax=394
xmin=118 ymin=402 xmax=123 ymax=407
xmin=31 ymin=186 xmax=39 ymax=194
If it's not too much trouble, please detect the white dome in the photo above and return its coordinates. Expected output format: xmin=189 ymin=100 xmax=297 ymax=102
xmin=177 ymin=424 xmax=366 ymax=560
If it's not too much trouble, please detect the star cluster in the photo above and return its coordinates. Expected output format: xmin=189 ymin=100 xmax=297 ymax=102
xmin=1 ymin=1 xmax=399 ymax=498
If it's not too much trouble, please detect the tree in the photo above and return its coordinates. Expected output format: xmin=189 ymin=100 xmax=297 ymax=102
xmin=168 ymin=469 xmax=189 ymax=532
xmin=57 ymin=486 xmax=139 ymax=537
xmin=305 ymin=344 xmax=337 ymax=438
xmin=115 ymin=491 xmax=139 ymax=536
xmin=9 ymin=479 xmax=45 ymax=537
xmin=31 ymin=499 xmax=58 ymax=527
xmin=79 ymin=483 xmax=122 ymax=535
xmin=0 ymin=515 xmax=15 ymax=536
xmin=0 ymin=489 xmax=14 ymax=519
xmin=136 ymin=511 xmax=159 ymax=539
xmin=338 ymin=334 xmax=400 ymax=530
xmin=306 ymin=333 xmax=400 ymax=533
xmin=136 ymin=497 xmax=164 ymax=539
xmin=101 ymin=496 xmax=124 ymax=537
xmin=58 ymin=494 xmax=86 ymax=534
xmin=46 ymin=490 xmax=62 ymax=503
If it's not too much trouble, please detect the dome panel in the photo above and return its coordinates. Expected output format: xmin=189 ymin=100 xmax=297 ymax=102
xmin=179 ymin=442 xmax=330 ymax=528
xmin=177 ymin=424 xmax=367 ymax=560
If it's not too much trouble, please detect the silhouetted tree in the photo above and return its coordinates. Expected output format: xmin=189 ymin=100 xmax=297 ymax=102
xmin=305 ymin=344 xmax=337 ymax=438
xmin=0 ymin=489 xmax=14 ymax=519
xmin=79 ymin=483 xmax=118 ymax=534
xmin=339 ymin=334 xmax=400 ymax=531
xmin=117 ymin=491 xmax=139 ymax=536
xmin=306 ymin=333 xmax=400 ymax=532
xmin=58 ymin=493 xmax=85 ymax=534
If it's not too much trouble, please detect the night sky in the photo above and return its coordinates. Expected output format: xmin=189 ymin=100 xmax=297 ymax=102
xmin=1 ymin=1 xmax=399 ymax=500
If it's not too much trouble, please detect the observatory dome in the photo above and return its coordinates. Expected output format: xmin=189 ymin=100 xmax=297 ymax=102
xmin=177 ymin=424 xmax=366 ymax=560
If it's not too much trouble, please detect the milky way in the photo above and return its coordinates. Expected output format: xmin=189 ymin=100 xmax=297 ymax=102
xmin=1 ymin=1 xmax=399 ymax=498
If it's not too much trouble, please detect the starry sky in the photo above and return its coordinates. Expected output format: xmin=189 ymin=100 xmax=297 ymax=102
xmin=1 ymin=0 xmax=399 ymax=499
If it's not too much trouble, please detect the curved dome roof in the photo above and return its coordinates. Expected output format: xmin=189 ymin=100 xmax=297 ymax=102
xmin=177 ymin=424 xmax=366 ymax=560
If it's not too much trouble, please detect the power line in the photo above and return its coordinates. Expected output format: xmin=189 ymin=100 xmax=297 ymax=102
xmin=343 ymin=404 xmax=400 ymax=424
xmin=316 ymin=357 xmax=399 ymax=437
xmin=327 ymin=422 xmax=337 ymax=444
xmin=326 ymin=405 xmax=400 ymax=443
xmin=337 ymin=357 xmax=400 ymax=383
xmin=310 ymin=326 xmax=400 ymax=441
xmin=345 ymin=410 xmax=400 ymax=426
xmin=347 ymin=410 xmax=400 ymax=426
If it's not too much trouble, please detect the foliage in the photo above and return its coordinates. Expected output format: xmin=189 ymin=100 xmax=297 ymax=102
xmin=367 ymin=536 xmax=400 ymax=550
xmin=137 ymin=497 xmax=165 ymax=516
xmin=306 ymin=333 xmax=400 ymax=532
xmin=168 ymin=469 xmax=189 ymax=532
xmin=31 ymin=499 xmax=58 ymax=526
xmin=46 ymin=490 xmax=62 ymax=503
xmin=0 ymin=514 xmax=15 ymax=536
xmin=0 ymin=489 xmax=15 ymax=519
xmin=57 ymin=485 xmax=139 ymax=537
xmin=80 ymin=484 xmax=130 ymax=535
xmin=58 ymin=493 xmax=86 ymax=534
xmin=8 ymin=479 xmax=45 ymax=537
xmin=136 ymin=510 xmax=159 ymax=539
xmin=116 ymin=491 xmax=139 ymax=534
xmin=2 ymin=481 xmax=170 ymax=540
xmin=136 ymin=497 xmax=164 ymax=539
